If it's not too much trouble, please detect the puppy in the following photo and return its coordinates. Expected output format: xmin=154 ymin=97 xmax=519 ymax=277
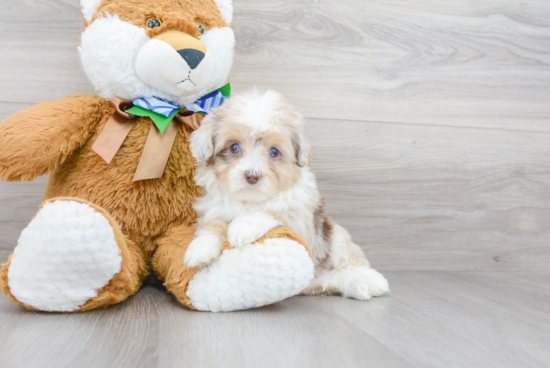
xmin=184 ymin=89 xmax=389 ymax=300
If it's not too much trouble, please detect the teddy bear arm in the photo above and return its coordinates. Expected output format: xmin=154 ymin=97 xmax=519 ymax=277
xmin=0 ymin=95 xmax=105 ymax=181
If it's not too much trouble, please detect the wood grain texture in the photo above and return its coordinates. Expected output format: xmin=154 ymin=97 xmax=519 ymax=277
xmin=0 ymin=0 xmax=549 ymax=271
xmin=232 ymin=0 xmax=550 ymax=131
xmin=307 ymin=119 xmax=550 ymax=270
xmin=0 ymin=271 xmax=549 ymax=368
xmin=0 ymin=0 xmax=549 ymax=130
xmin=1 ymin=1 xmax=549 ymax=367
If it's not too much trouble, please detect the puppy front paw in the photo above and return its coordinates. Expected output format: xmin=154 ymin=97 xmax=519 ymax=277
xmin=227 ymin=213 xmax=281 ymax=247
xmin=184 ymin=233 xmax=223 ymax=269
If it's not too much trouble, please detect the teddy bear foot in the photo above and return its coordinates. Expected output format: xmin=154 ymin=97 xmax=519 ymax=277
xmin=154 ymin=227 xmax=315 ymax=312
xmin=0 ymin=198 xmax=147 ymax=312
xmin=187 ymin=237 xmax=314 ymax=312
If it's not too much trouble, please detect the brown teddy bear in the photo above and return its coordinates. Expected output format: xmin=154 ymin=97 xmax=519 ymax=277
xmin=0 ymin=0 xmax=314 ymax=313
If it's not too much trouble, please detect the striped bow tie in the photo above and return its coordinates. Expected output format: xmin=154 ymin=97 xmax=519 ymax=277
xmin=128 ymin=83 xmax=231 ymax=133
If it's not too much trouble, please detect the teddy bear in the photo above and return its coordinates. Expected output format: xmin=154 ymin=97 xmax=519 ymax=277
xmin=0 ymin=0 xmax=315 ymax=313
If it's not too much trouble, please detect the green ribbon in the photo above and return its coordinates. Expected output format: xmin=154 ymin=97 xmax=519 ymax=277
xmin=125 ymin=83 xmax=232 ymax=133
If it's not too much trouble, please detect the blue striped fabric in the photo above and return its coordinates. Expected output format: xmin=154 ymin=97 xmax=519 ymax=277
xmin=133 ymin=90 xmax=227 ymax=117
xmin=132 ymin=96 xmax=180 ymax=117
xmin=184 ymin=90 xmax=226 ymax=114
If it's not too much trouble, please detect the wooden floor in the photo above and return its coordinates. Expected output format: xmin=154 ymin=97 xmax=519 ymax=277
xmin=1 ymin=271 xmax=549 ymax=368
xmin=1 ymin=0 xmax=550 ymax=367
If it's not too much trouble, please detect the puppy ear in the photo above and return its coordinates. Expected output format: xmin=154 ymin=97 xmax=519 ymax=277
xmin=293 ymin=132 xmax=311 ymax=167
xmin=189 ymin=116 xmax=216 ymax=165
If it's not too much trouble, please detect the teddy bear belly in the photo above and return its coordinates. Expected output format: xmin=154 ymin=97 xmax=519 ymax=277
xmin=42 ymin=127 xmax=200 ymax=264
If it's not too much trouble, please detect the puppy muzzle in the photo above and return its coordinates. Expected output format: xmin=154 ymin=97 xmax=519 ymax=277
xmin=245 ymin=170 xmax=261 ymax=185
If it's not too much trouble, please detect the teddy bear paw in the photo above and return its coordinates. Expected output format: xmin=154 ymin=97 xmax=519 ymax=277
xmin=186 ymin=237 xmax=314 ymax=312
xmin=5 ymin=200 xmax=122 ymax=312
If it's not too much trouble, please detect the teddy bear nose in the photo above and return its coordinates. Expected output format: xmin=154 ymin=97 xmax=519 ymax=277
xmin=177 ymin=49 xmax=205 ymax=69
xmin=245 ymin=171 xmax=260 ymax=185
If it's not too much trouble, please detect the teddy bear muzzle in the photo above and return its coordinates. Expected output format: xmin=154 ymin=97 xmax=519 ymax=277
xmin=135 ymin=30 xmax=211 ymax=97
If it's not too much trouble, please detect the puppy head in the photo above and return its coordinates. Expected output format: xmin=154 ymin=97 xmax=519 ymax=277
xmin=190 ymin=88 xmax=310 ymax=202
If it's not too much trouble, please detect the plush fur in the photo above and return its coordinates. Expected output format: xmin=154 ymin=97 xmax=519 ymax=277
xmin=81 ymin=0 xmax=102 ymax=22
xmin=42 ymin=98 xmax=200 ymax=263
xmin=154 ymin=226 xmax=312 ymax=311
xmin=213 ymin=0 xmax=233 ymax=24
xmin=1 ymin=197 xmax=147 ymax=312
xmin=186 ymin=89 xmax=389 ymax=300
xmin=80 ymin=0 xmax=234 ymax=105
xmin=0 ymin=0 xmax=315 ymax=312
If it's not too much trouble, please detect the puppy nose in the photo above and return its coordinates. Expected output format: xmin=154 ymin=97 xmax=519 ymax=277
xmin=245 ymin=171 xmax=260 ymax=185
xmin=177 ymin=49 xmax=205 ymax=69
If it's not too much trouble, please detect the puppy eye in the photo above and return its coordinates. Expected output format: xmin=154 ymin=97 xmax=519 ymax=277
xmin=269 ymin=147 xmax=280 ymax=158
xmin=230 ymin=143 xmax=240 ymax=154
xmin=147 ymin=18 xmax=162 ymax=28
xmin=196 ymin=22 xmax=206 ymax=35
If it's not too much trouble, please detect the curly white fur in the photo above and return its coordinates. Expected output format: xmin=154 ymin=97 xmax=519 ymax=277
xmin=227 ymin=212 xmax=282 ymax=246
xmin=188 ymin=89 xmax=389 ymax=300
xmin=185 ymin=229 xmax=223 ymax=269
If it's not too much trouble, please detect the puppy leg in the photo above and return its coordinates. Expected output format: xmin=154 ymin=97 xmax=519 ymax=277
xmin=302 ymin=224 xmax=389 ymax=300
xmin=184 ymin=220 xmax=227 ymax=268
xmin=227 ymin=212 xmax=282 ymax=247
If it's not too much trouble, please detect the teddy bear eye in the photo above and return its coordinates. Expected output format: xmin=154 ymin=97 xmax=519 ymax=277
xmin=196 ymin=22 xmax=206 ymax=35
xmin=147 ymin=18 xmax=162 ymax=28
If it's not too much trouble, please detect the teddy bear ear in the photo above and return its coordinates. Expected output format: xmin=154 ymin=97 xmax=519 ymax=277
xmin=214 ymin=0 xmax=233 ymax=25
xmin=81 ymin=0 xmax=102 ymax=23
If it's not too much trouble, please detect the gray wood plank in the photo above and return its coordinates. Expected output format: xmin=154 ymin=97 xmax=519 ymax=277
xmin=0 ymin=0 xmax=94 ymax=103
xmin=154 ymin=292 xmax=411 ymax=368
xmin=1 ymin=0 xmax=550 ymax=131
xmin=0 ymin=271 xmax=548 ymax=368
xmin=306 ymin=118 xmax=550 ymax=270
xmin=0 ymin=0 xmax=550 ymax=131
xmin=232 ymin=0 xmax=550 ymax=131
xmin=313 ymin=271 xmax=550 ymax=368
xmin=0 ymin=178 xmax=47 ymax=252
xmin=0 ymin=286 xmax=159 ymax=368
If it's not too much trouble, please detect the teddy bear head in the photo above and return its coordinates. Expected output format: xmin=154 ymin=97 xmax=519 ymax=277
xmin=79 ymin=0 xmax=234 ymax=105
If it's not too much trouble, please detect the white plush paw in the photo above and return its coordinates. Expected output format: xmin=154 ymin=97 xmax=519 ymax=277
xmin=187 ymin=238 xmax=315 ymax=312
xmin=227 ymin=213 xmax=280 ymax=247
xmin=184 ymin=232 xmax=222 ymax=269
xmin=7 ymin=200 xmax=122 ymax=312
xmin=343 ymin=268 xmax=390 ymax=300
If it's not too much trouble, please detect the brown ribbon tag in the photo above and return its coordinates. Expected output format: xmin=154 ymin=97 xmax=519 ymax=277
xmin=91 ymin=97 xmax=200 ymax=181
xmin=175 ymin=111 xmax=200 ymax=131
xmin=132 ymin=120 xmax=179 ymax=181
xmin=92 ymin=98 xmax=136 ymax=164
